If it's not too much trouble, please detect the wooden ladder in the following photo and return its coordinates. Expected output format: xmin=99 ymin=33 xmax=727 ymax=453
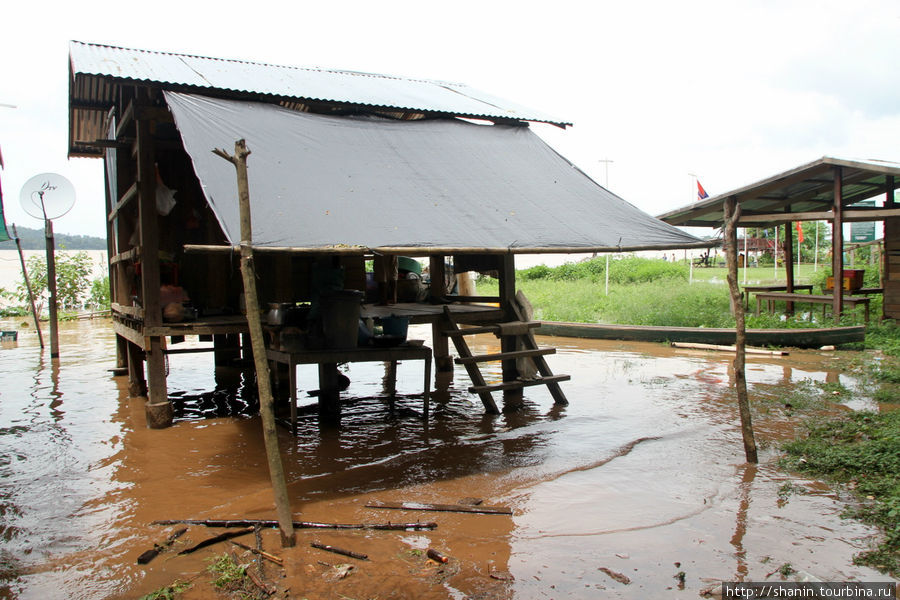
xmin=440 ymin=306 xmax=569 ymax=414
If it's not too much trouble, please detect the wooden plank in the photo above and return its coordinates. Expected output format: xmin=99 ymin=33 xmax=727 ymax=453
xmin=108 ymin=183 xmax=137 ymax=222
xmin=442 ymin=324 xmax=499 ymax=336
xmin=366 ymin=500 xmax=512 ymax=515
xmin=113 ymin=320 xmax=145 ymax=348
xmin=510 ymin=303 xmax=569 ymax=406
xmin=442 ymin=306 xmax=499 ymax=414
xmin=672 ymin=342 xmax=788 ymax=356
xmin=112 ymin=302 xmax=144 ymax=319
xmin=469 ymin=374 xmax=570 ymax=394
xmin=110 ymin=247 xmax=141 ymax=265
xmin=442 ymin=321 xmax=540 ymax=336
xmin=455 ymin=348 xmax=555 ymax=365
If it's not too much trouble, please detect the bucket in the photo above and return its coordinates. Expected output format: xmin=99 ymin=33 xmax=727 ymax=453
xmin=381 ymin=315 xmax=409 ymax=341
xmin=320 ymin=290 xmax=364 ymax=349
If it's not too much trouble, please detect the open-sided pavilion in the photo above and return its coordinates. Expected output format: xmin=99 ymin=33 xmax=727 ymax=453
xmin=658 ymin=156 xmax=900 ymax=321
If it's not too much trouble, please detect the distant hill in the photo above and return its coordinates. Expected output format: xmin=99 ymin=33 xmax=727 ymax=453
xmin=0 ymin=225 xmax=107 ymax=250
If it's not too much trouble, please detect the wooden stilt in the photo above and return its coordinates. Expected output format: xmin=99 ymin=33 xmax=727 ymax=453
xmin=429 ymin=256 xmax=453 ymax=373
xmin=116 ymin=334 xmax=128 ymax=370
xmin=213 ymin=333 xmax=241 ymax=366
xmin=317 ymin=362 xmax=342 ymax=425
xmin=127 ymin=340 xmax=147 ymax=398
xmin=213 ymin=139 xmax=296 ymax=548
xmin=136 ymin=97 xmax=171 ymax=427
xmin=724 ymin=197 xmax=758 ymax=464
xmin=498 ymin=254 xmax=522 ymax=409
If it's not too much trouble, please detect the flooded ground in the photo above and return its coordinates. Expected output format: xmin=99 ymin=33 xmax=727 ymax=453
xmin=0 ymin=318 xmax=896 ymax=599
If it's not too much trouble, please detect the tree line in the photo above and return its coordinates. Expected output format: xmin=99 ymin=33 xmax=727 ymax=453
xmin=0 ymin=225 xmax=107 ymax=250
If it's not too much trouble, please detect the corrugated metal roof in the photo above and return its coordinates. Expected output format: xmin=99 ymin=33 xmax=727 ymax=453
xmin=69 ymin=40 xmax=569 ymax=127
xmin=657 ymin=157 xmax=900 ymax=227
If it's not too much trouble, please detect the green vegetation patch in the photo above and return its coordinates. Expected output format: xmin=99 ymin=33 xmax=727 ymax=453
xmin=139 ymin=580 xmax=191 ymax=600
xmin=781 ymin=410 xmax=900 ymax=575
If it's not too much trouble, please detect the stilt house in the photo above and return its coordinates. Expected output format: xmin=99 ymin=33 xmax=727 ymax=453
xmin=68 ymin=41 xmax=703 ymax=428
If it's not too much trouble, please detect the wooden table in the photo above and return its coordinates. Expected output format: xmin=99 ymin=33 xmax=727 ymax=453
xmin=755 ymin=292 xmax=871 ymax=323
xmin=267 ymin=345 xmax=432 ymax=432
xmin=741 ymin=284 xmax=813 ymax=310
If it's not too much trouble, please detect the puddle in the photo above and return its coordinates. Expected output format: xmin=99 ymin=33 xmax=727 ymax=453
xmin=0 ymin=320 xmax=895 ymax=599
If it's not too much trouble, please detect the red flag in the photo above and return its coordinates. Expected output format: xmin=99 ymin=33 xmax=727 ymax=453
xmin=795 ymin=222 xmax=804 ymax=243
xmin=697 ymin=180 xmax=709 ymax=201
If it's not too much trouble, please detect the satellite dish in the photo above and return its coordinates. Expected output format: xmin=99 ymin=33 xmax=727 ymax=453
xmin=19 ymin=173 xmax=76 ymax=221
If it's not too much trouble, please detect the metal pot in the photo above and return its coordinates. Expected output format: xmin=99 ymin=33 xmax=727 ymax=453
xmin=267 ymin=303 xmax=292 ymax=326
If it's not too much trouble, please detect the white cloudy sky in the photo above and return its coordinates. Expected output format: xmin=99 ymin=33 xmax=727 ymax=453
xmin=1 ymin=0 xmax=898 ymax=237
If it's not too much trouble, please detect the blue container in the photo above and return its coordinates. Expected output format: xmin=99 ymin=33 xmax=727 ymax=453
xmin=381 ymin=315 xmax=409 ymax=341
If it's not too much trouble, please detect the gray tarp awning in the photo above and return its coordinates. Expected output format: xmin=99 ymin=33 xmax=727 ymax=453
xmin=165 ymin=92 xmax=701 ymax=252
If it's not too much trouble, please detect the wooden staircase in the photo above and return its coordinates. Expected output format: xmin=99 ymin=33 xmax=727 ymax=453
xmin=441 ymin=306 xmax=569 ymax=414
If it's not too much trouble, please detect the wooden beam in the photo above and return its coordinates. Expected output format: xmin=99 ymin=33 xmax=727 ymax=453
xmin=184 ymin=242 xmax=719 ymax=256
xmin=832 ymin=167 xmax=844 ymax=320
xmin=111 ymin=247 xmax=141 ymax=265
xmin=115 ymin=101 xmax=135 ymax=140
xmin=739 ymin=207 xmax=900 ymax=225
xmin=113 ymin=319 xmax=146 ymax=348
xmin=108 ymin=183 xmax=137 ymax=222
xmin=112 ymin=302 xmax=144 ymax=320
xmin=88 ymin=138 xmax=134 ymax=149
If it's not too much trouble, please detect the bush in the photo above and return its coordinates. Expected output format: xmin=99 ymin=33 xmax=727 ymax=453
xmin=88 ymin=275 xmax=111 ymax=310
xmin=516 ymin=256 xmax=687 ymax=285
xmin=607 ymin=256 xmax=688 ymax=285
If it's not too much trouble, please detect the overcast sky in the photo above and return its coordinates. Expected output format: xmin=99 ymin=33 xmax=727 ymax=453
xmin=1 ymin=0 xmax=898 ymax=238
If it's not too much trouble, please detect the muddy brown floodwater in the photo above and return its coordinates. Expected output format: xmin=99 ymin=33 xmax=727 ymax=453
xmin=0 ymin=319 xmax=897 ymax=599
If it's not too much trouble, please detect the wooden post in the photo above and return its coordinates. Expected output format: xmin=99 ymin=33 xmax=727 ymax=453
xmin=317 ymin=362 xmax=342 ymax=424
xmin=11 ymin=224 xmax=44 ymax=348
xmin=44 ymin=219 xmax=60 ymax=358
xmin=783 ymin=220 xmax=795 ymax=315
xmin=498 ymin=253 xmax=522 ymax=409
xmin=886 ymin=177 xmax=895 ymax=320
xmin=136 ymin=103 xmax=172 ymax=428
xmin=832 ymin=167 xmax=844 ymax=321
xmin=429 ymin=256 xmax=452 ymax=373
xmin=724 ymin=197 xmax=758 ymax=464
xmin=213 ymin=139 xmax=296 ymax=548
xmin=127 ymin=340 xmax=147 ymax=398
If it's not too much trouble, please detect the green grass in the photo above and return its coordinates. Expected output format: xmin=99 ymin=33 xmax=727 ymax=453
xmin=138 ymin=581 xmax=191 ymax=600
xmin=481 ymin=255 xmax=883 ymax=329
xmin=781 ymin=411 xmax=900 ymax=575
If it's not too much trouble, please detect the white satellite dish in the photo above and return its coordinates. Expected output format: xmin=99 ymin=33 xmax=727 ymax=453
xmin=19 ymin=173 xmax=76 ymax=221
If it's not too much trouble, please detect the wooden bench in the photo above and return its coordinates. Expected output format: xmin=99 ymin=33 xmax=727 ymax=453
xmin=267 ymin=345 xmax=432 ymax=433
xmin=742 ymin=284 xmax=813 ymax=310
xmin=755 ymin=292 xmax=871 ymax=323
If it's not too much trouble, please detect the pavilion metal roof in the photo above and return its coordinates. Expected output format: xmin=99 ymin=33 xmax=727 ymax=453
xmin=657 ymin=157 xmax=900 ymax=227
xmin=68 ymin=40 xmax=570 ymax=157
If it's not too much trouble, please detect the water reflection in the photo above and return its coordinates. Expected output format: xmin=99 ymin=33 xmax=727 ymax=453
xmin=730 ymin=463 xmax=757 ymax=581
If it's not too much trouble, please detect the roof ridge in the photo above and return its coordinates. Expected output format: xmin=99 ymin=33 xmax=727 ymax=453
xmin=69 ymin=40 xmax=466 ymax=88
